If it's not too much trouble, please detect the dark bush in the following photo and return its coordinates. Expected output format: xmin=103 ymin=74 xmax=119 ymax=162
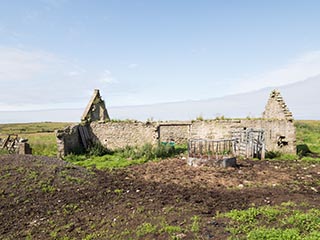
xmin=88 ymin=143 xmax=110 ymax=156
xmin=265 ymin=151 xmax=282 ymax=159
xmin=297 ymin=144 xmax=312 ymax=157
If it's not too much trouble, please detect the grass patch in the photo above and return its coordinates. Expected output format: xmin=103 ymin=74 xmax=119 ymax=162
xmin=216 ymin=202 xmax=320 ymax=239
xmin=0 ymin=122 xmax=73 ymax=134
xmin=190 ymin=215 xmax=200 ymax=233
xmin=65 ymin=143 xmax=187 ymax=170
xmin=0 ymin=122 xmax=73 ymax=157
xmin=295 ymin=120 xmax=320 ymax=157
xmin=23 ymin=132 xmax=57 ymax=156
xmin=136 ymin=223 xmax=158 ymax=237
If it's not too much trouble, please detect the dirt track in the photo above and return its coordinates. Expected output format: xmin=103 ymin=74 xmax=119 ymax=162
xmin=0 ymin=155 xmax=319 ymax=239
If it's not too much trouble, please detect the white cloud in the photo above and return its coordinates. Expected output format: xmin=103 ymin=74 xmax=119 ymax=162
xmin=66 ymin=66 xmax=86 ymax=77
xmin=128 ymin=63 xmax=139 ymax=69
xmin=99 ymin=69 xmax=118 ymax=84
xmin=233 ymin=51 xmax=320 ymax=93
xmin=40 ymin=0 xmax=68 ymax=8
xmin=0 ymin=46 xmax=96 ymax=110
xmin=67 ymin=71 xmax=81 ymax=76
xmin=0 ymin=47 xmax=58 ymax=81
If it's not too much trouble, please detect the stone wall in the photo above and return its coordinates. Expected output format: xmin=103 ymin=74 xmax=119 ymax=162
xmin=158 ymin=122 xmax=191 ymax=145
xmin=56 ymin=89 xmax=296 ymax=157
xmin=55 ymin=125 xmax=84 ymax=158
xmin=190 ymin=119 xmax=296 ymax=154
xmin=89 ymin=121 xmax=158 ymax=150
xmin=56 ymin=118 xmax=296 ymax=157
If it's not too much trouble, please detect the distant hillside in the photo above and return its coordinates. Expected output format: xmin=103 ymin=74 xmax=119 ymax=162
xmin=0 ymin=75 xmax=319 ymax=123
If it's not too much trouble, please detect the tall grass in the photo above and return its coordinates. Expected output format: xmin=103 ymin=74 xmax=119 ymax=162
xmin=295 ymin=120 xmax=320 ymax=155
xmin=24 ymin=133 xmax=57 ymax=157
xmin=0 ymin=122 xmax=72 ymax=134
xmin=65 ymin=143 xmax=187 ymax=170
xmin=0 ymin=122 xmax=72 ymax=156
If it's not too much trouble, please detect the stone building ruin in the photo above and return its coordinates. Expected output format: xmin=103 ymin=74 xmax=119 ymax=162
xmin=81 ymin=89 xmax=110 ymax=123
xmin=56 ymin=89 xmax=296 ymax=159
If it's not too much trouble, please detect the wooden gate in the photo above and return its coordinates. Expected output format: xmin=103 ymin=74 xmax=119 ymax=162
xmin=231 ymin=128 xmax=265 ymax=159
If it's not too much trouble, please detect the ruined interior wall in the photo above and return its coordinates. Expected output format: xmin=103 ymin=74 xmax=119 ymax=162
xmin=88 ymin=101 xmax=109 ymax=122
xmin=158 ymin=124 xmax=191 ymax=145
xmin=190 ymin=120 xmax=241 ymax=139
xmin=56 ymin=125 xmax=83 ymax=158
xmin=190 ymin=119 xmax=296 ymax=154
xmin=259 ymin=120 xmax=296 ymax=154
xmin=89 ymin=121 xmax=158 ymax=150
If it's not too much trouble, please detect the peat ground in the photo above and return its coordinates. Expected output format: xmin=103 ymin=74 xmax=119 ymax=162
xmin=0 ymin=155 xmax=319 ymax=239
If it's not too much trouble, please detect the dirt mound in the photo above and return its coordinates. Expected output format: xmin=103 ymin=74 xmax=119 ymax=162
xmin=1 ymin=155 xmax=319 ymax=239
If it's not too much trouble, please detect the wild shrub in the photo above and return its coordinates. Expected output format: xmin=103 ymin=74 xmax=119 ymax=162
xmin=117 ymin=143 xmax=177 ymax=161
xmin=265 ymin=151 xmax=282 ymax=159
xmin=297 ymin=144 xmax=313 ymax=157
xmin=87 ymin=143 xmax=110 ymax=156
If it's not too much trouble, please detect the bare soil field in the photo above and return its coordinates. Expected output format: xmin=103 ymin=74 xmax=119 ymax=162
xmin=1 ymin=155 xmax=319 ymax=239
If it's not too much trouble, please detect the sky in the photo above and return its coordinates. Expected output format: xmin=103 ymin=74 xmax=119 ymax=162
xmin=1 ymin=0 xmax=320 ymax=112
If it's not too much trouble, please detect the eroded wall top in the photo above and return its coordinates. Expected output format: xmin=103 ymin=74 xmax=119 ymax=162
xmin=81 ymin=89 xmax=110 ymax=123
xmin=262 ymin=90 xmax=293 ymax=121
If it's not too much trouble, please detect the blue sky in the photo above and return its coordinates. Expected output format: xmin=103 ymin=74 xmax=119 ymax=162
xmin=1 ymin=0 xmax=320 ymax=111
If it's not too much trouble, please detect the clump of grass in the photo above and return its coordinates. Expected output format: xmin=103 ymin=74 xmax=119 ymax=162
xmin=190 ymin=215 xmax=200 ymax=233
xmin=265 ymin=150 xmax=298 ymax=161
xmin=87 ymin=143 xmax=110 ymax=156
xmin=136 ymin=223 xmax=157 ymax=237
xmin=196 ymin=115 xmax=204 ymax=121
xmin=265 ymin=151 xmax=282 ymax=159
xmin=0 ymin=149 xmax=9 ymax=155
xmin=216 ymin=202 xmax=320 ymax=239
xmin=118 ymin=143 xmax=177 ymax=161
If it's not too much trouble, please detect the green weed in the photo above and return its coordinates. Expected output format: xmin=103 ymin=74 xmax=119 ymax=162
xmin=190 ymin=215 xmax=200 ymax=233
xmin=63 ymin=203 xmax=79 ymax=215
xmin=39 ymin=181 xmax=56 ymax=193
xmin=247 ymin=227 xmax=301 ymax=240
xmin=161 ymin=224 xmax=182 ymax=234
xmin=136 ymin=223 xmax=157 ymax=237
xmin=217 ymin=202 xmax=320 ymax=239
